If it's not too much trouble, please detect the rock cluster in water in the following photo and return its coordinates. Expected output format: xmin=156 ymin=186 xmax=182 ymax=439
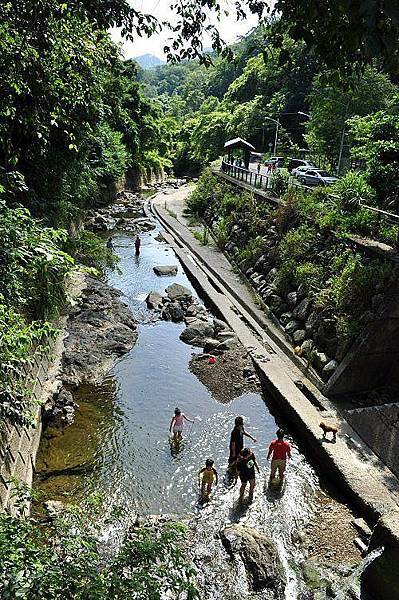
xmin=85 ymin=190 xmax=154 ymax=233
xmin=146 ymin=283 xmax=238 ymax=353
xmin=45 ymin=275 xmax=137 ymax=427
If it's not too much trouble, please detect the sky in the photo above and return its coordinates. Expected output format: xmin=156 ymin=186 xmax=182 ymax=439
xmin=111 ymin=0 xmax=260 ymax=60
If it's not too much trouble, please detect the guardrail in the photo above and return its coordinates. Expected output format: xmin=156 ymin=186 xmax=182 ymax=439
xmin=221 ymin=160 xmax=273 ymax=190
xmin=221 ymin=160 xmax=399 ymax=248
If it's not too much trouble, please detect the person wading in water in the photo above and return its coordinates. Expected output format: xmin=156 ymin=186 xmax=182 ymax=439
xmin=228 ymin=416 xmax=257 ymax=480
xmin=267 ymin=428 xmax=291 ymax=484
xmin=134 ymin=234 xmax=141 ymax=256
xmin=236 ymin=447 xmax=260 ymax=503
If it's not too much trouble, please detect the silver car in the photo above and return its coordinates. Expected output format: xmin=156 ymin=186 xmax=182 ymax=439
xmin=298 ymin=169 xmax=338 ymax=186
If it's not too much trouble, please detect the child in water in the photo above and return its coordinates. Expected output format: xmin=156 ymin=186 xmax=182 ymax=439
xmin=198 ymin=459 xmax=218 ymax=497
xmin=169 ymin=407 xmax=194 ymax=442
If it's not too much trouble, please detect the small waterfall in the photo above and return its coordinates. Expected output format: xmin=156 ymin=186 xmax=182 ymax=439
xmin=333 ymin=547 xmax=384 ymax=599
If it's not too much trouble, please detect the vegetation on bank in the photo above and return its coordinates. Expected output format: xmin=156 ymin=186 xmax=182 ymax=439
xmin=187 ymin=170 xmax=397 ymax=350
xmin=0 ymin=489 xmax=198 ymax=600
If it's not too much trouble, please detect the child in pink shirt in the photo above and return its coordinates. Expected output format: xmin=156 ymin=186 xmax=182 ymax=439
xmin=169 ymin=407 xmax=194 ymax=442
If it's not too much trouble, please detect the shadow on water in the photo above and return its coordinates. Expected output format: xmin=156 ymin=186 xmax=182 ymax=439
xmin=34 ymin=215 xmax=368 ymax=598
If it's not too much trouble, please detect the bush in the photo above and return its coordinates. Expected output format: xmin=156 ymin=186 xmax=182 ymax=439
xmin=0 ymin=492 xmax=199 ymax=600
xmin=214 ymin=217 xmax=229 ymax=249
xmin=66 ymin=231 xmax=119 ymax=273
xmin=185 ymin=168 xmax=221 ymax=217
xmin=236 ymin=236 xmax=264 ymax=266
xmin=278 ymin=224 xmax=316 ymax=262
xmin=270 ymin=170 xmax=289 ymax=196
xmin=331 ymin=171 xmax=375 ymax=211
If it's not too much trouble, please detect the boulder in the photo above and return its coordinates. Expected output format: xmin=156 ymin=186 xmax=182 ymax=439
xmin=213 ymin=318 xmax=230 ymax=333
xmin=161 ymin=302 xmax=184 ymax=322
xmin=146 ymin=291 xmax=163 ymax=310
xmin=293 ymin=329 xmax=306 ymax=344
xmin=313 ymin=351 xmax=329 ymax=371
xmin=180 ymin=321 xmax=214 ymax=346
xmin=220 ymin=525 xmax=286 ymax=594
xmin=280 ymin=312 xmax=293 ymax=327
xmin=287 ymin=291 xmax=297 ymax=308
xmin=153 ymin=265 xmax=178 ymax=276
xmin=269 ymin=294 xmax=283 ymax=312
xmin=165 ymin=283 xmax=192 ymax=302
xmin=293 ymin=297 xmax=312 ymax=321
xmin=301 ymin=339 xmax=314 ymax=355
xmin=203 ymin=338 xmax=224 ymax=353
xmin=306 ymin=311 xmax=320 ymax=334
xmin=322 ymin=359 xmax=338 ymax=376
xmin=216 ymin=330 xmax=236 ymax=341
xmin=285 ymin=320 xmax=302 ymax=336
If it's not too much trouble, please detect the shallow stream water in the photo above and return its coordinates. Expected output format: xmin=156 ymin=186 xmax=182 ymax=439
xmin=34 ymin=202 xmax=368 ymax=598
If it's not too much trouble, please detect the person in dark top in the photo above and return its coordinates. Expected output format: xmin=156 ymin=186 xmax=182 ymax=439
xmin=134 ymin=234 xmax=141 ymax=256
xmin=236 ymin=447 xmax=260 ymax=503
xmin=106 ymin=237 xmax=114 ymax=250
xmin=228 ymin=416 xmax=257 ymax=468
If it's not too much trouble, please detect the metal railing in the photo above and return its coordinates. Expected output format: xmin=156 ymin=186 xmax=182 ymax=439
xmin=221 ymin=160 xmax=273 ymax=191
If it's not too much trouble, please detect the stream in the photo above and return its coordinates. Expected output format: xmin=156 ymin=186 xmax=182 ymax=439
xmin=34 ymin=194 xmax=370 ymax=599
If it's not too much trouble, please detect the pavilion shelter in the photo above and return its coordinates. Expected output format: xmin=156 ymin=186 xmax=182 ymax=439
xmin=224 ymin=137 xmax=256 ymax=170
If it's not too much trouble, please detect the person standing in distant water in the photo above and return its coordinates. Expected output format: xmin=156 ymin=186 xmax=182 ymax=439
xmin=228 ymin=416 xmax=257 ymax=474
xmin=267 ymin=429 xmax=291 ymax=483
xmin=134 ymin=234 xmax=141 ymax=256
xmin=169 ymin=407 xmax=194 ymax=443
xmin=236 ymin=447 xmax=260 ymax=503
xmin=106 ymin=237 xmax=114 ymax=250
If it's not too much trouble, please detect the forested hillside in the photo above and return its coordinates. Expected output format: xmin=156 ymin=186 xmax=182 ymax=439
xmin=142 ymin=23 xmax=398 ymax=210
xmin=1 ymin=1 xmax=399 ymax=598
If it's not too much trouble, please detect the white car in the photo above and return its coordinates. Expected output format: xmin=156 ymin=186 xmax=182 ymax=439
xmin=292 ymin=165 xmax=315 ymax=178
xmin=298 ymin=169 xmax=339 ymax=186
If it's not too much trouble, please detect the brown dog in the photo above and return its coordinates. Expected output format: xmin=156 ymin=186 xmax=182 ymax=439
xmin=320 ymin=421 xmax=338 ymax=440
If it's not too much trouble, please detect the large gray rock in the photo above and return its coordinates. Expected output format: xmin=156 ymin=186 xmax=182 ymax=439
xmin=293 ymin=297 xmax=312 ymax=321
xmin=213 ymin=318 xmax=229 ymax=333
xmin=146 ymin=291 xmax=163 ymax=310
xmin=313 ymin=351 xmax=329 ymax=371
xmin=285 ymin=320 xmax=302 ymax=336
xmin=180 ymin=321 xmax=214 ymax=346
xmin=280 ymin=312 xmax=293 ymax=327
xmin=153 ymin=265 xmax=178 ymax=276
xmin=165 ymin=283 xmax=193 ymax=301
xmin=220 ymin=525 xmax=286 ymax=594
xmin=287 ymin=291 xmax=297 ymax=308
xmin=269 ymin=294 xmax=283 ymax=312
xmin=293 ymin=329 xmax=306 ymax=344
xmin=161 ymin=302 xmax=185 ymax=322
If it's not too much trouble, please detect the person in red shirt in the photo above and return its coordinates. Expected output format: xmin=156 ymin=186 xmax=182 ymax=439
xmin=267 ymin=429 xmax=291 ymax=482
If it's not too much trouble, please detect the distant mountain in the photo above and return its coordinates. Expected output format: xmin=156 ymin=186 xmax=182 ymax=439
xmin=135 ymin=54 xmax=165 ymax=70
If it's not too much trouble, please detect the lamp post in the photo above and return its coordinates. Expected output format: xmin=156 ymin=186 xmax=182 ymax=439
xmin=263 ymin=116 xmax=280 ymax=155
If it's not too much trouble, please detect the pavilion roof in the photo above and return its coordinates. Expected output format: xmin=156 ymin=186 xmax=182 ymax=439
xmin=224 ymin=137 xmax=256 ymax=151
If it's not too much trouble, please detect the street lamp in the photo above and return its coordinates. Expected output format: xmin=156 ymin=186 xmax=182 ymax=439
xmin=263 ymin=116 xmax=280 ymax=155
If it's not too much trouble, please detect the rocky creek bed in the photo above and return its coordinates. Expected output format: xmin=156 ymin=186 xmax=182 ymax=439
xmin=34 ymin=189 xmax=369 ymax=599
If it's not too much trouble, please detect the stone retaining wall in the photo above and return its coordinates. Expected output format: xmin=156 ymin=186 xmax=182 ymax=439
xmin=0 ymin=344 xmax=54 ymax=513
xmin=345 ymin=403 xmax=399 ymax=479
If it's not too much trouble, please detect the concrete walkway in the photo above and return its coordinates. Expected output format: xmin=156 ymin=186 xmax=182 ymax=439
xmin=151 ymin=185 xmax=399 ymax=524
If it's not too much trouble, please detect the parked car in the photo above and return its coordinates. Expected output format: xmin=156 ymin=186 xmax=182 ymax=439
xmin=264 ymin=156 xmax=285 ymax=168
xmin=292 ymin=165 xmax=316 ymax=178
xmin=288 ymin=158 xmax=316 ymax=172
xmin=298 ymin=169 xmax=339 ymax=186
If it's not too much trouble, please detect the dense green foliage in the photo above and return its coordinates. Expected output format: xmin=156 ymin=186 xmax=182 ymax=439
xmin=187 ymin=170 xmax=397 ymax=348
xmin=0 ymin=491 xmax=198 ymax=600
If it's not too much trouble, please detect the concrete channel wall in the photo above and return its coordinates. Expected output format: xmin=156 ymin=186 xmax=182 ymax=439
xmin=0 ymin=344 xmax=54 ymax=513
